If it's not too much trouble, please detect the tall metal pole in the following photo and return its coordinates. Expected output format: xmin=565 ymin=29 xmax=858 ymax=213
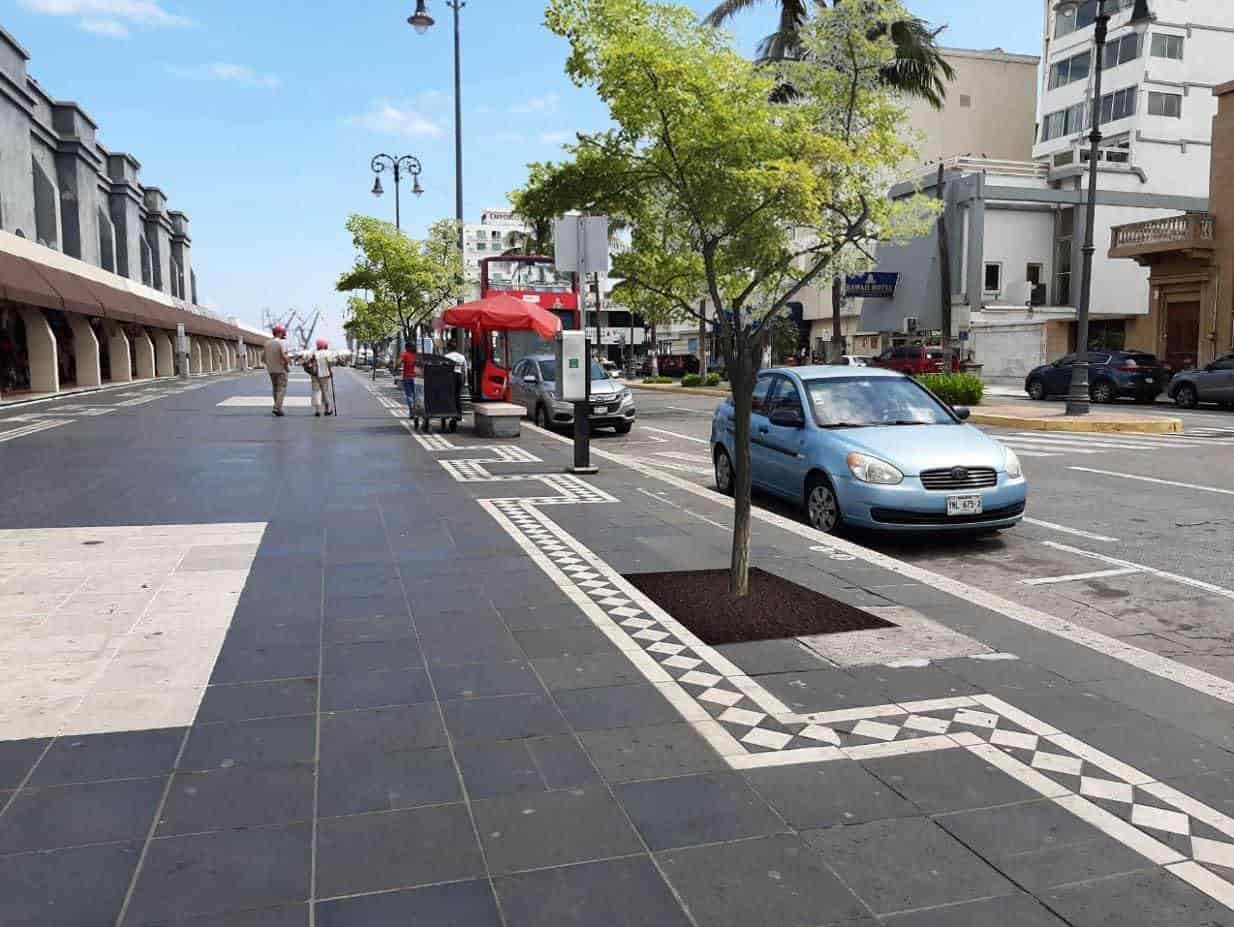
xmin=451 ymin=1 xmax=465 ymax=271
xmin=393 ymin=162 xmax=402 ymax=231
xmin=1067 ymin=0 xmax=1110 ymax=416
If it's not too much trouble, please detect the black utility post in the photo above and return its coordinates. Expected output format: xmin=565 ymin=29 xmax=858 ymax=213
xmin=409 ymin=0 xmax=466 ymax=299
xmin=573 ymin=343 xmax=594 ymax=473
xmin=1055 ymin=0 xmax=1155 ymax=415
xmin=369 ymin=154 xmax=424 ymax=232
xmin=937 ymin=163 xmax=954 ymax=371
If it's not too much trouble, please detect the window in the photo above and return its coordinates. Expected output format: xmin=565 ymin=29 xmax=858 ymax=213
xmin=1151 ymin=33 xmax=1184 ymax=60
xmin=1148 ymin=91 xmax=1182 ymax=118
xmin=984 ymin=263 xmax=1002 ymax=294
xmin=1027 ymin=263 xmax=1044 ymax=286
xmin=1040 ymin=102 xmax=1089 ymax=141
xmin=959 ymin=94 xmax=972 ymax=108
xmin=1056 ymin=208 xmax=1074 ymax=306
xmin=1049 ymin=50 xmax=1090 ymax=90
xmin=751 ymin=374 xmax=776 ymax=414
xmin=1102 ymin=33 xmax=1140 ymax=70
xmin=1099 ymin=86 xmax=1137 ymax=125
xmin=1211 ymin=356 xmax=1234 ymax=371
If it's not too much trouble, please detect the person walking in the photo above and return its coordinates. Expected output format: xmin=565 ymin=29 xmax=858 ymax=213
xmin=399 ymin=342 xmax=418 ymax=420
xmin=263 ymin=325 xmax=290 ymax=417
xmin=308 ymin=338 xmax=334 ymax=417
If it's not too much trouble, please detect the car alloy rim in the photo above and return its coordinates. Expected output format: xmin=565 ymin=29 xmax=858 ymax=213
xmin=716 ymin=453 xmax=732 ymax=490
xmin=809 ymin=486 xmax=837 ymax=531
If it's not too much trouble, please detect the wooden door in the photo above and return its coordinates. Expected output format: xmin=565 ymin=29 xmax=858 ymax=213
xmin=1165 ymin=301 xmax=1200 ymax=372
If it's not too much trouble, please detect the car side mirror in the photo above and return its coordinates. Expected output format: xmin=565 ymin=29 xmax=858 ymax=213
xmin=953 ymin=406 xmax=971 ymax=421
xmin=769 ymin=406 xmax=805 ymax=428
xmin=523 ymin=375 xmax=538 ymax=384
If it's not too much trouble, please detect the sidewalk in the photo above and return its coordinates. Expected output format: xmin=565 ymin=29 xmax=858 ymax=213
xmin=2 ymin=369 xmax=1233 ymax=925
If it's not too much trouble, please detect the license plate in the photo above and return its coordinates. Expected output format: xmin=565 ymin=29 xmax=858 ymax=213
xmin=593 ymin=405 xmax=608 ymax=414
xmin=947 ymin=494 xmax=983 ymax=517
xmin=1145 ymin=377 xmax=1154 ymax=384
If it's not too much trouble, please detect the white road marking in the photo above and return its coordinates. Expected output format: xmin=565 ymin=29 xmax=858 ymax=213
xmin=1070 ymin=466 xmax=1234 ymax=497
xmin=1021 ymin=567 xmax=1142 ymax=586
xmin=526 ymin=423 xmax=1234 ymax=707
xmin=636 ymin=488 xmax=729 ymax=531
xmin=641 ymin=425 xmax=710 ymax=444
xmin=0 ymin=420 xmax=69 ymax=443
xmin=654 ymin=451 xmax=711 ymax=464
xmin=1003 ymin=434 xmax=1160 ymax=451
xmin=1022 ymin=518 xmax=1117 ymax=543
xmin=1041 ymin=540 xmax=1234 ymax=602
xmin=217 ymin=396 xmax=312 ymax=408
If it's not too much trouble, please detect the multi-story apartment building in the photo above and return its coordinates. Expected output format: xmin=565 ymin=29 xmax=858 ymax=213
xmin=462 ymin=208 xmax=531 ymax=295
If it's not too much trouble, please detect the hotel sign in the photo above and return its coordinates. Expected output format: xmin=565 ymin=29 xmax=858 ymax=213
xmin=845 ymin=272 xmax=899 ymax=299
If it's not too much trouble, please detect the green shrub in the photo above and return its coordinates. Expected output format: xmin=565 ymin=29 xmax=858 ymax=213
xmin=917 ymin=373 xmax=984 ymax=407
xmin=642 ymin=375 xmax=673 ymax=384
xmin=705 ymin=373 xmax=722 ymax=387
xmin=681 ymin=374 xmax=704 ymax=387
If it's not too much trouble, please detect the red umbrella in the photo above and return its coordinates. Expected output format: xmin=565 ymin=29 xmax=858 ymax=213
xmin=443 ymin=293 xmax=562 ymax=342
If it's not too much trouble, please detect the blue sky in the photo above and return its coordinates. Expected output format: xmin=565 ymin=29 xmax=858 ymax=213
xmin=6 ymin=0 xmax=1042 ymax=342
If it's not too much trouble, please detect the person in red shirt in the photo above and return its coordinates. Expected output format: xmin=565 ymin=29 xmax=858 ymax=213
xmin=399 ymin=344 xmax=418 ymax=419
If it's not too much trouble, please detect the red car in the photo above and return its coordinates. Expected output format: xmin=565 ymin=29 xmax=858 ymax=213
xmin=869 ymin=346 xmax=961 ymax=375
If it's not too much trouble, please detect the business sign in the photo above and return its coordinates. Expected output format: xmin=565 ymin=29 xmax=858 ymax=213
xmin=845 ymin=272 xmax=899 ymax=299
xmin=596 ymin=327 xmax=645 ymax=346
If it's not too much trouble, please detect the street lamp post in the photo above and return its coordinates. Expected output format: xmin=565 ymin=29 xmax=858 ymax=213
xmin=1055 ymin=0 xmax=1155 ymax=416
xmin=369 ymin=154 xmax=424 ymax=232
xmin=409 ymin=1 xmax=465 ymax=262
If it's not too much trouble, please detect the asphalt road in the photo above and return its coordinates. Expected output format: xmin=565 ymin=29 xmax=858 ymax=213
xmin=586 ymin=386 xmax=1234 ymax=682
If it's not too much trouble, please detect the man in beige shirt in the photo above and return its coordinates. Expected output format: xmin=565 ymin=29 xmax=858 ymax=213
xmin=263 ymin=326 xmax=290 ymax=416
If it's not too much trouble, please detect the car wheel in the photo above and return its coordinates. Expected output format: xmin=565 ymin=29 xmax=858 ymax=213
xmin=534 ymin=405 xmax=549 ymax=428
xmin=1090 ymin=380 xmax=1115 ymax=404
xmin=714 ymin=447 xmax=735 ymax=496
xmin=805 ymin=475 xmax=842 ymax=535
xmin=614 ymin=421 xmax=632 ymax=435
xmin=1175 ymin=384 xmax=1199 ymax=409
xmin=1027 ymin=379 xmax=1046 ymax=401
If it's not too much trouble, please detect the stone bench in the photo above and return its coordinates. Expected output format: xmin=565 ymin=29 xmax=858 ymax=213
xmin=473 ymin=402 xmax=525 ymax=438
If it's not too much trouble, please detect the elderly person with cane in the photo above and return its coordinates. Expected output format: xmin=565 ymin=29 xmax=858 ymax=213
xmin=306 ymin=338 xmax=335 ymax=417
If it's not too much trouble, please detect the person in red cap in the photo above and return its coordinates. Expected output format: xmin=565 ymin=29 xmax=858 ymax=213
xmin=307 ymin=337 xmax=334 ymax=417
xmin=263 ymin=325 xmax=290 ymax=416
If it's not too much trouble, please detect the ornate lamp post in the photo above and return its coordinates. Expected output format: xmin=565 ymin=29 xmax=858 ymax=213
xmin=1054 ymin=0 xmax=1155 ymax=415
xmin=369 ymin=153 xmax=424 ymax=231
xmin=408 ymin=1 xmax=465 ymax=260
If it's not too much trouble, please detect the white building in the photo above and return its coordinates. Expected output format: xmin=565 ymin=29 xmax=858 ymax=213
xmin=462 ymin=207 xmax=530 ymax=295
xmin=857 ymin=2 xmax=1234 ymax=377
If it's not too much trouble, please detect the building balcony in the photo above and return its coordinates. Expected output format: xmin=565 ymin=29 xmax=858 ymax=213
xmin=1109 ymin=212 xmax=1215 ymax=262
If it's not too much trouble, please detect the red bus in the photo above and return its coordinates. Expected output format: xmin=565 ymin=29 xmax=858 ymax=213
xmin=479 ymin=255 xmax=581 ymax=332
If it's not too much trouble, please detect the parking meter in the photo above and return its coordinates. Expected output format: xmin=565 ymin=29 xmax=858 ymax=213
xmin=555 ymin=331 xmax=596 ymax=473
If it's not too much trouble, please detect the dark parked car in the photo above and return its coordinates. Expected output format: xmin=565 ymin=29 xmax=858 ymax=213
xmin=869 ymin=346 xmax=961 ymax=376
xmin=640 ymin=354 xmax=700 ymax=378
xmin=1168 ymin=354 xmax=1234 ymax=409
xmin=1025 ymin=351 xmax=1170 ymax=404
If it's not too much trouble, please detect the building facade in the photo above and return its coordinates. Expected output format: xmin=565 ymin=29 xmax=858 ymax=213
xmin=0 ymin=26 xmax=262 ymax=400
xmin=462 ymin=207 xmax=532 ymax=294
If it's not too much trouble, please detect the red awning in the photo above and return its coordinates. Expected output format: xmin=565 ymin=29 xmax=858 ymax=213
xmin=443 ymin=293 xmax=562 ymax=342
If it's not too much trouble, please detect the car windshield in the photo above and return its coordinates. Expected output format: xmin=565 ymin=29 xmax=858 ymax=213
xmin=804 ymin=377 xmax=956 ymax=427
xmin=537 ymin=360 xmax=608 ymax=383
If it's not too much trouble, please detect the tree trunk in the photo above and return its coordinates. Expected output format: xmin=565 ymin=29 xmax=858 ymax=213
xmin=649 ymin=322 xmax=659 ymax=376
xmin=727 ymin=346 xmax=754 ymax=598
xmin=829 ymin=276 xmax=845 ymax=362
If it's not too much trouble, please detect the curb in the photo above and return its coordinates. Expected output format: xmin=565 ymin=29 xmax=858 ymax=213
xmin=968 ymin=411 xmax=1183 ymax=433
xmin=629 ymin=382 xmax=730 ymax=399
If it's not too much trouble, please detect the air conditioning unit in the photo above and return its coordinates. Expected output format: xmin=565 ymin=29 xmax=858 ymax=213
xmin=903 ymin=317 xmax=919 ymax=334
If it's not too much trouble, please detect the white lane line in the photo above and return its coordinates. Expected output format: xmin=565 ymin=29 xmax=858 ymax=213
xmin=0 ymin=420 xmax=68 ymax=443
xmin=655 ymin=451 xmax=711 ymax=465
xmin=1013 ymin=431 xmax=1224 ymax=448
xmin=999 ymin=440 xmax=1104 ymax=455
xmin=641 ymin=425 xmax=710 ymax=444
xmin=1041 ymin=540 xmax=1234 ymax=602
xmin=526 ymin=423 xmax=1234 ymax=706
xmin=667 ymin=405 xmax=715 ymax=415
xmin=1070 ymin=466 xmax=1234 ymax=497
xmin=1021 ymin=567 xmax=1142 ymax=587
xmin=1022 ymin=518 xmax=1117 ymax=543
xmin=1169 ymin=862 xmax=1234 ymax=911
xmin=1006 ymin=449 xmax=1062 ymax=458
xmin=637 ymin=488 xmax=730 ymax=532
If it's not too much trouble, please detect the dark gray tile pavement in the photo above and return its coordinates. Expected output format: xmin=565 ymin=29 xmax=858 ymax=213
xmin=3 ymin=372 xmax=1233 ymax=926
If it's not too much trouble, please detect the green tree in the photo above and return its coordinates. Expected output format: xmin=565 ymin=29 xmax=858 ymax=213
xmin=336 ymin=216 xmax=465 ymax=346
xmin=532 ymin=0 xmax=936 ymax=595
xmin=342 ymin=294 xmax=399 ymax=377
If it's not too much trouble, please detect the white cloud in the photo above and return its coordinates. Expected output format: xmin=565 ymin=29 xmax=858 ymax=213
xmin=512 ymin=94 xmax=560 ymax=114
xmin=168 ymin=62 xmax=281 ymax=89
xmin=539 ymin=130 xmax=575 ymax=145
xmin=347 ymin=102 xmax=444 ymax=139
xmin=416 ymin=89 xmax=448 ymax=108
xmin=20 ymin=0 xmax=190 ymax=36
xmin=80 ymin=17 xmax=128 ymax=36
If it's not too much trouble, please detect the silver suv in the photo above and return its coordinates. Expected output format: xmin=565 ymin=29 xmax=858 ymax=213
xmin=512 ymin=354 xmax=636 ymax=434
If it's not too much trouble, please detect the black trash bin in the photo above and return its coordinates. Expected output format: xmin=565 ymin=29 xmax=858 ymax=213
xmin=413 ymin=354 xmax=463 ymax=433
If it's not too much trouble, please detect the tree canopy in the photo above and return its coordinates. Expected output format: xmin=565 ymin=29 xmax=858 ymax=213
xmin=336 ymin=216 xmax=465 ymax=342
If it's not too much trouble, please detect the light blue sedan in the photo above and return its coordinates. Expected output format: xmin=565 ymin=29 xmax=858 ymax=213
xmin=711 ymin=366 xmax=1027 ymax=534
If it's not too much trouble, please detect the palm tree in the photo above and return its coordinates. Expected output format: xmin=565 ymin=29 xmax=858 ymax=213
xmin=704 ymin=0 xmax=955 ymax=109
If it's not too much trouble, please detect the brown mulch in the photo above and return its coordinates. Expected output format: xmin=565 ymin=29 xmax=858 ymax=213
xmin=623 ymin=568 xmax=895 ymax=646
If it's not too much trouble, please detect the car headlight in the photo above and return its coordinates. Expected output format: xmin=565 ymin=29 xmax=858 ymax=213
xmin=552 ymin=399 xmax=573 ymax=412
xmin=619 ymin=388 xmax=633 ymax=404
xmin=1005 ymin=447 xmax=1023 ymax=479
xmin=847 ymin=453 xmax=903 ymax=485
